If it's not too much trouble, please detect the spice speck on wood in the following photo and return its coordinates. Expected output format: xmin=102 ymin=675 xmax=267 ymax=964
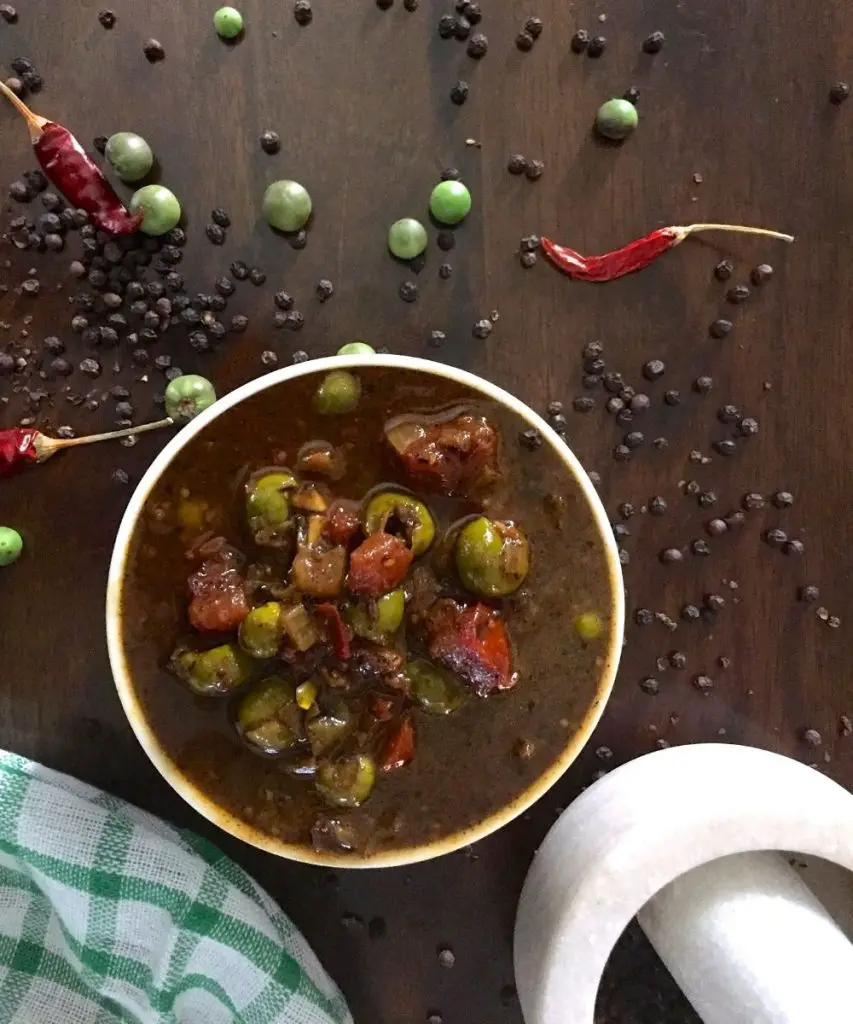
xmin=714 ymin=259 xmax=734 ymax=281
xmin=830 ymin=82 xmax=850 ymax=105
xmin=98 ymin=9 xmax=116 ymax=29
xmin=143 ymin=39 xmax=166 ymax=62
xmin=587 ymin=35 xmax=606 ymax=58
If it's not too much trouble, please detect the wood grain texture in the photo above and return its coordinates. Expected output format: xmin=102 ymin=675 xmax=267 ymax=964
xmin=1 ymin=1 xmax=851 ymax=1021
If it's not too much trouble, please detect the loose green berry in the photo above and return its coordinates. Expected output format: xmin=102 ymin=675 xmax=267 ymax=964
xmin=0 ymin=527 xmax=23 ymax=567
xmin=214 ymin=6 xmax=243 ymax=38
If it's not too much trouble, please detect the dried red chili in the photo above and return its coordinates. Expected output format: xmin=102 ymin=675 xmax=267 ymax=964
xmin=541 ymin=223 xmax=794 ymax=282
xmin=0 ymin=419 xmax=173 ymax=479
xmin=0 ymin=81 xmax=142 ymax=235
xmin=314 ymin=602 xmax=351 ymax=660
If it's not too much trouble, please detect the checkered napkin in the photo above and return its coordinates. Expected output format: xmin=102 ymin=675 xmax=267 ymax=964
xmin=0 ymin=750 xmax=352 ymax=1024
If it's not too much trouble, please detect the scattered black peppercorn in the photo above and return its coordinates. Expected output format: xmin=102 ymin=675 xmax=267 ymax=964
xmin=428 ymin=329 xmax=446 ymax=348
xmin=289 ymin=229 xmax=308 ymax=250
xmin=462 ymin=2 xmax=481 ymax=23
xmin=230 ymin=261 xmax=249 ymax=281
xmin=613 ymin=523 xmax=630 ymax=540
xmin=661 ymin=389 xmax=680 ymax=407
xmin=772 ymin=490 xmax=794 ymax=508
xmin=206 ymin=223 xmax=226 ymax=245
xmin=79 ymin=357 xmax=102 ymax=378
xmin=403 ymin=0 xmax=419 ymax=10
xmin=570 ymin=29 xmax=590 ymax=53
xmin=648 ymin=496 xmax=667 ymax=516
xmin=438 ymin=14 xmax=456 ymax=38
xmin=642 ymin=358 xmax=665 ymax=381
xmin=450 ymin=80 xmax=469 ymax=105
xmin=525 ymin=16 xmax=543 ymax=38
xmin=742 ymin=492 xmax=766 ymax=511
xmin=738 ymin=417 xmax=759 ymax=437
xmin=605 ymin=397 xmax=624 ymax=415
xmin=709 ymin=318 xmax=733 ymax=339
xmin=520 ymin=251 xmax=538 ymax=269
xmin=706 ymin=518 xmax=728 ymax=537
xmin=467 ymin=33 xmax=488 ymax=58
xmin=669 ymin=651 xmax=687 ymax=669
xmin=639 ymin=677 xmax=660 ymax=695
xmin=691 ymin=539 xmax=711 ymax=557
xmin=693 ymin=376 xmax=713 ymax=394
xmin=472 ymin=318 xmax=492 ymax=339
xmin=681 ymin=604 xmax=701 ymax=623
xmin=438 ymin=263 xmax=452 ymax=279
xmin=714 ymin=259 xmax=734 ymax=281
xmin=830 ymin=82 xmax=850 ymax=105
xmin=623 ymin=86 xmax=640 ymax=105
xmin=98 ymin=9 xmax=116 ymax=29
xmin=399 ymin=281 xmax=418 ymax=303
xmin=435 ymin=231 xmax=455 ymax=252
xmin=803 ymin=728 xmax=822 ymax=747
xmin=634 ymin=607 xmax=654 ymax=626
xmin=0 ymin=4 xmax=18 ymax=23
xmin=229 ymin=314 xmax=248 ymax=333
xmin=783 ymin=539 xmax=805 ymax=556
xmin=624 ymin=431 xmax=644 ymax=449
xmin=763 ymin=528 xmax=787 ymax=548
xmin=507 ymin=154 xmax=529 ymax=175
xmin=210 ymin=208 xmax=231 ymax=229
xmin=249 ymin=267 xmax=267 ymax=286
xmin=717 ymin=404 xmax=740 ymax=424
xmin=316 ymin=278 xmax=334 ymax=302
xmin=613 ymin=444 xmax=631 ymax=462
xmin=726 ymin=284 xmax=750 ymax=304
xmin=724 ymin=510 xmax=746 ymax=530
xmin=516 ymin=31 xmax=534 ymax=52
xmin=713 ymin=439 xmax=738 ymax=457
xmin=587 ymin=35 xmax=606 ymax=58
xmin=143 ymin=39 xmax=166 ymax=62
xmin=750 ymin=263 xmax=774 ymax=285
xmin=525 ymin=160 xmax=545 ymax=181
xmin=572 ymin=396 xmax=595 ymax=413
xmin=260 ymin=130 xmax=281 ymax=155
xmin=693 ymin=674 xmax=714 ymax=694
xmin=642 ymin=31 xmax=665 ymax=54
xmin=454 ymin=16 xmax=471 ymax=39
xmin=519 ymin=428 xmax=542 ymax=451
xmin=799 ymin=585 xmax=820 ymax=603
xmin=294 ymin=0 xmax=314 ymax=21
xmin=660 ymin=547 xmax=683 ymax=565
xmin=284 ymin=311 xmax=306 ymax=331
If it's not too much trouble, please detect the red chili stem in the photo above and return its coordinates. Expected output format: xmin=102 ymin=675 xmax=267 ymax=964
xmin=541 ymin=223 xmax=794 ymax=283
xmin=0 ymin=81 xmax=142 ymax=235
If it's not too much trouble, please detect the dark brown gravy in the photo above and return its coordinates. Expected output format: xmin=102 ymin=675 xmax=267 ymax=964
xmin=120 ymin=368 xmax=617 ymax=856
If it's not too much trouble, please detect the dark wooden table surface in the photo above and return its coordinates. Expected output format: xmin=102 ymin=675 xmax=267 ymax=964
xmin=2 ymin=1 xmax=852 ymax=1021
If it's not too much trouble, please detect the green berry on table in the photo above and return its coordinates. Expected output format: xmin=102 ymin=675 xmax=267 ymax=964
xmin=263 ymin=180 xmax=312 ymax=232
xmin=165 ymin=374 xmax=217 ymax=422
xmin=388 ymin=218 xmax=428 ymax=260
xmin=336 ymin=342 xmax=375 ymax=356
xmin=130 ymin=185 xmax=182 ymax=236
xmin=213 ymin=6 xmax=243 ymax=38
xmin=595 ymin=98 xmax=639 ymax=140
xmin=104 ymin=132 xmax=154 ymax=183
xmin=429 ymin=180 xmax=472 ymax=225
xmin=0 ymin=527 xmax=23 ymax=567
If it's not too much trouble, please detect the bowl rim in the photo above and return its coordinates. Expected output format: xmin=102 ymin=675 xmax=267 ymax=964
xmin=106 ymin=354 xmax=624 ymax=868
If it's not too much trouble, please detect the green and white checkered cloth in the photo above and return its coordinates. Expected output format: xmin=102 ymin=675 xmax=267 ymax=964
xmin=0 ymin=750 xmax=352 ymax=1024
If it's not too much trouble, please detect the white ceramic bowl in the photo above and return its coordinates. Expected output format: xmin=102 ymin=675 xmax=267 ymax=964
xmin=107 ymin=355 xmax=624 ymax=867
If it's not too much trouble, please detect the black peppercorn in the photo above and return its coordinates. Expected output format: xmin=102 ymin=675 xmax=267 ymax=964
xmin=717 ymin=404 xmax=741 ymax=423
xmin=705 ymin=594 xmax=726 ymax=612
xmin=260 ymin=130 xmax=281 ymax=155
xmin=230 ymin=261 xmax=249 ymax=281
xmin=572 ymin=396 xmax=595 ymax=413
xmin=709 ymin=318 xmax=732 ymax=339
xmin=643 ymin=358 xmax=665 ymax=381
xmin=79 ymin=357 xmax=101 ymax=378
xmin=639 ymin=677 xmax=660 ymax=695
xmin=706 ymin=518 xmax=728 ymax=537
xmin=783 ymin=539 xmax=804 ymax=556
xmin=663 ymin=389 xmax=681 ymax=406
xmin=467 ymin=33 xmax=488 ymax=58
xmin=649 ymin=496 xmax=667 ymax=516
xmin=630 ymin=393 xmax=650 ymax=413
xmin=693 ymin=376 xmax=713 ymax=394
xmin=284 ymin=311 xmax=305 ymax=331
xmin=682 ymin=604 xmax=701 ymax=623
xmin=830 ymin=82 xmax=850 ymax=105
xmin=438 ymin=263 xmax=453 ymax=279
xmin=798 ymin=585 xmax=820 ymax=603
xmin=738 ymin=417 xmax=759 ymax=437
xmin=587 ymin=35 xmax=606 ymax=58
xmin=726 ymin=284 xmax=750 ymax=304
xmin=507 ymin=154 xmax=528 ymax=175
xmin=570 ymin=29 xmax=590 ymax=53
xmin=519 ymin=428 xmax=542 ymax=451
xmin=436 ymin=231 xmax=456 ymax=252
xmin=582 ymin=375 xmax=601 ymax=389
xmin=623 ymin=86 xmax=640 ymax=105
xmin=227 ymin=314 xmax=247 ymax=333
xmin=520 ymin=251 xmax=537 ymax=269
xmin=743 ymin=492 xmax=765 ymax=511
xmin=205 ymin=223 xmax=226 ymax=245
xmin=428 ymin=329 xmax=446 ymax=348
xmin=525 ymin=160 xmax=545 ymax=181
xmin=693 ymin=675 xmax=714 ymax=694
xmin=724 ymin=510 xmax=746 ymax=530
xmin=605 ymin=397 xmax=624 ymax=415
xmin=438 ymin=14 xmax=456 ymax=38
xmin=660 ymin=547 xmax=683 ymax=565
xmin=635 ymin=608 xmax=655 ymax=626
xmin=714 ymin=259 xmax=734 ymax=281
xmin=691 ymin=539 xmax=711 ymax=556
xmin=294 ymin=0 xmax=313 ymax=24
xmin=316 ymin=279 xmax=334 ymax=302
xmin=0 ymin=4 xmax=18 ymax=23
xmin=211 ymin=208 xmax=231 ymax=228
xmin=772 ymin=490 xmax=794 ymax=508
xmin=450 ymin=80 xmax=469 ymax=105
xmin=763 ymin=528 xmax=787 ymax=548
xmin=713 ymin=439 xmax=737 ymax=457
xmin=249 ymin=268 xmax=267 ymax=286
xmin=615 ymin=409 xmax=634 ymax=427
xmin=585 ymin=358 xmax=606 ymax=375
xmin=624 ymin=431 xmax=644 ymax=449
xmin=516 ymin=31 xmax=534 ymax=51
xmin=750 ymin=263 xmax=774 ymax=285
xmin=472 ymin=318 xmax=492 ymax=339
xmin=143 ymin=39 xmax=166 ymax=62
xmin=613 ymin=444 xmax=631 ymax=462
xmin=642 ymin=31 xmax=665 ymax=54
xmin=398 ymin=281 xmax=418 ymax=303
xmin=454 ymin=15 xmax=470 ymax=39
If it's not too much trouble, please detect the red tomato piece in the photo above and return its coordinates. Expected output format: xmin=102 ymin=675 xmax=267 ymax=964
xmin=425 ymin=599 xmax=514 ymax=697
xmin=347 ymin=532 xmax=413 ymax=597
